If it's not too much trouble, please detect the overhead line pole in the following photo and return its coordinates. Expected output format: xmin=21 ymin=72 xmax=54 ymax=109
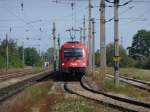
xmin=22 ymin=41 xmax=25 ymax=66
xmin=52 ymin=22 xmax=56 ymax=72
xmin=114 ymin=0 xmax=120 ymax=85
xmin=80 ymin=27 xmax=83 ymax=43
xmin=100 ymin=0 xmax=106 ymax=81
xmin=88 ymin=0 xmax=92 ymax=70
xmin=83 ymin=16 xmax=86 ymax=45
xmin=91 ymin=18 xmax=95 ymax=71
xmin=6 ymin=33 xmax=9 ymax=72
xmin=57 ymin=34 xmax=60 ymax=71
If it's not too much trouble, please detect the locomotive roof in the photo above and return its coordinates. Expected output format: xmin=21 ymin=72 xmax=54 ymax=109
xmin=61 ymin=41 xmax=86 ymax=48
xmin=66 ymin=41 xmax=80 ymax=44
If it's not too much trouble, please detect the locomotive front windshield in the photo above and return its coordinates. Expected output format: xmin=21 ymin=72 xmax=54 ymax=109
xmin=64 ymin=48 xmax=83 ymax=58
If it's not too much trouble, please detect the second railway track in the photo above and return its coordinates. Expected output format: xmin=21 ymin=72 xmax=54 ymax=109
xmin=0 ymin=69 xmax=52 ymax=102
xmin=106 ymin=74 xmax=150 ymax=91
xmin=64 ymin=76 xmax=150 ymax=112
xmin=0 ymin=69 xmax=44 ymax=82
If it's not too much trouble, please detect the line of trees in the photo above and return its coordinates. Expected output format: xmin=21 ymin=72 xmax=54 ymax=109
xmin=95 ymin=29 xmax=150 ymax=69
xmin=0 ymin=39 xmax=43 ymax=69
xmin=1 ymin=29 xmax=149 ymax=69
xmin=128 ymin=30 xmax=150 ymax=69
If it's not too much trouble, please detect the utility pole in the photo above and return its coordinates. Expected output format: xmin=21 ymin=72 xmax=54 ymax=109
xmin=83 ymin=16 xmax=86 ymax=45
xmin=100 ymin=0 xmax=106 ymax=80
xmin=22 ymin=41 xmax=25 ymax=66
xmin=88 ymin=0 xmax=92 ymax=69
xmin=80 ymin=27 xmax=83 ymax=43
xmin=52 ymin=22 xmax=56 ymax=71
xmin=6 ymin=33 xmax=9 ymax=71
xmin=114 ymin=0 xmax=120 ymax=85
xmin=91 ymin=18 xmax=95 ymax=71
xmin=57 ymin=34 xmax=60 ymax=71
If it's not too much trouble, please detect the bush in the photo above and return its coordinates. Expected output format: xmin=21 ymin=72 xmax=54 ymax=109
xmin=120 ymin=56 xmax=136 ymax=67
xmin=0 ymin=55 xmax=5 ymax=68
xmin=142 ymin=56 xmax=150 ymax=69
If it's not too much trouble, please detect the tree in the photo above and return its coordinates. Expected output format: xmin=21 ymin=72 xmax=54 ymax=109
xmin=24 ymin=48 xmax=43 ymax=67
xmin=142 ymin=56 xmax=150 ymax=69
xmin=95 ymin=49 xmax=100 ymax=66
xmin=128 ymin=30 xmax=150 ymax=60
xmin=46 ymin=47 xmax=54 ymax=64
xmin=106 ymin=43 xmax=135 ymax=67
xmin=0 ymin=39 xmax=23 ymax=68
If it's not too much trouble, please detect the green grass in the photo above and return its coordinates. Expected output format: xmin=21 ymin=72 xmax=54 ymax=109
xmin=104 ymin=79 xmax=150 ymax=99
xmin=94 ymin=67 xmax=150 ymax=81
xmin=87 ymin=69 xmax=150 ymax=102
xmin=55 ymin=97 xmax=122 ymax=112
xmin=0 ymin=81 xmax=54 ymax=112
xmin=56 ymin=98 xmax=94 ymax=112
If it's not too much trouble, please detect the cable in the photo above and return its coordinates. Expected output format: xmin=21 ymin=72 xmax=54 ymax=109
xmin=132 ymin=0 xmax=150 ymax=3
xmin=2 ymin=8 xmax=29 ymax=25
xmin=124 ymin=8 xmax=150 ymax=25
xmin=105 ymin=0 xmax=114 ymax=3
xmin=105 ymin=0 xmax=133 ymax=7
xmin=105 ymin=6 xmax=134 ymax=22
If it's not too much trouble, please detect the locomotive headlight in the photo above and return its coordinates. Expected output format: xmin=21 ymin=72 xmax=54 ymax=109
xmin=82 ymin=63 xmax=86 ymax=66
xmin=62 ymin=63 xmax=64 ymax=66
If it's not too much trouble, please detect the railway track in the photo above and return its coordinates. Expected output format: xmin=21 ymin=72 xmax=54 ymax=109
xmin=106 ymin=74 xmax=150 ymax=91
xmin=0 ymin=68 xmax=34 ymax=75
xmin=0 ymin=69 xmax=44 ymax=82
xmin=64 ymin=76 xmax=150 ymax=112
xmin=0 ymin=69 xmax=52 ymax=102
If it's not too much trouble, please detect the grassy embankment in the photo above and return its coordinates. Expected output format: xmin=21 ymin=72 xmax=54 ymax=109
xmin=1 ymin=67 xmax=149 ymax=112
xmin=1 ymin=80 xmax=123 ymax=112
xmin=105 ymin=67 xmax=150 ymax=81
xmin=87 ymin=67 xmax=150 ymax=102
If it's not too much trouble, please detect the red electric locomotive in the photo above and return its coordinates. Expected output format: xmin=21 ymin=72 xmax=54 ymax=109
xmin=60 ymin=41 xmax=87 ymax=75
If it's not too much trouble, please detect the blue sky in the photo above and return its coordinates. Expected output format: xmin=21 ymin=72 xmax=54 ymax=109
xmin=0 ymin=0 xmax=150 ymax=52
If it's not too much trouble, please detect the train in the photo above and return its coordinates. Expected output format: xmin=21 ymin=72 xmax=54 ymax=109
xmin=60 ymin=41 xmax=87 ymax=75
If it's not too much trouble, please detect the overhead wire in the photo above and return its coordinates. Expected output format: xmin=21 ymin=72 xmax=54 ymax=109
xmin=132 ymin=0 xmax=150 ymax=3
xmin=105 ymin=6 xmax=134 ymax=22
xmin=124 ymin=8 xmax=150 ymax=25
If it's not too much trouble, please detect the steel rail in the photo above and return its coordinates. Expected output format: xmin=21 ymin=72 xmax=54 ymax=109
xmin=119 ymin=75 xmax=150 ymax=86
xmin=63 ymin=75 xmax=150 ymax=112
xmin=106 ymin=74 xmax=150 ymax=91
xmin=0 ymin=68 xmax=34 ymax=75
xmin=0 ymin=70 xmax=44 ymax=82
xmin=81 ymin=76 xmax=150 ymax=108
xmin=0 ymin=70 xmax=51 ymax=102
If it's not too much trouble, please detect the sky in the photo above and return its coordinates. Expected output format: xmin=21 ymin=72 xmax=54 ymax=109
xmin=0 ymin=0 xmax=150 ymax=52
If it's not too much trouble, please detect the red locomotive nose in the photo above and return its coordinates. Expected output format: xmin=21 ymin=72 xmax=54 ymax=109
xmin=60 ymin=41 xmax=87 ymax=75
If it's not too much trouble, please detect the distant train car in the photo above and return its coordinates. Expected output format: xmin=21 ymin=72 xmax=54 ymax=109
xmin=60 ymin=41 xmax=87 ymax=75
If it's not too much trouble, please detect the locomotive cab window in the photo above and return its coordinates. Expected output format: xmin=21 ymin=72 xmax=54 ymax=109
xmin=64 ymin=48 xmax=83 ymax=58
